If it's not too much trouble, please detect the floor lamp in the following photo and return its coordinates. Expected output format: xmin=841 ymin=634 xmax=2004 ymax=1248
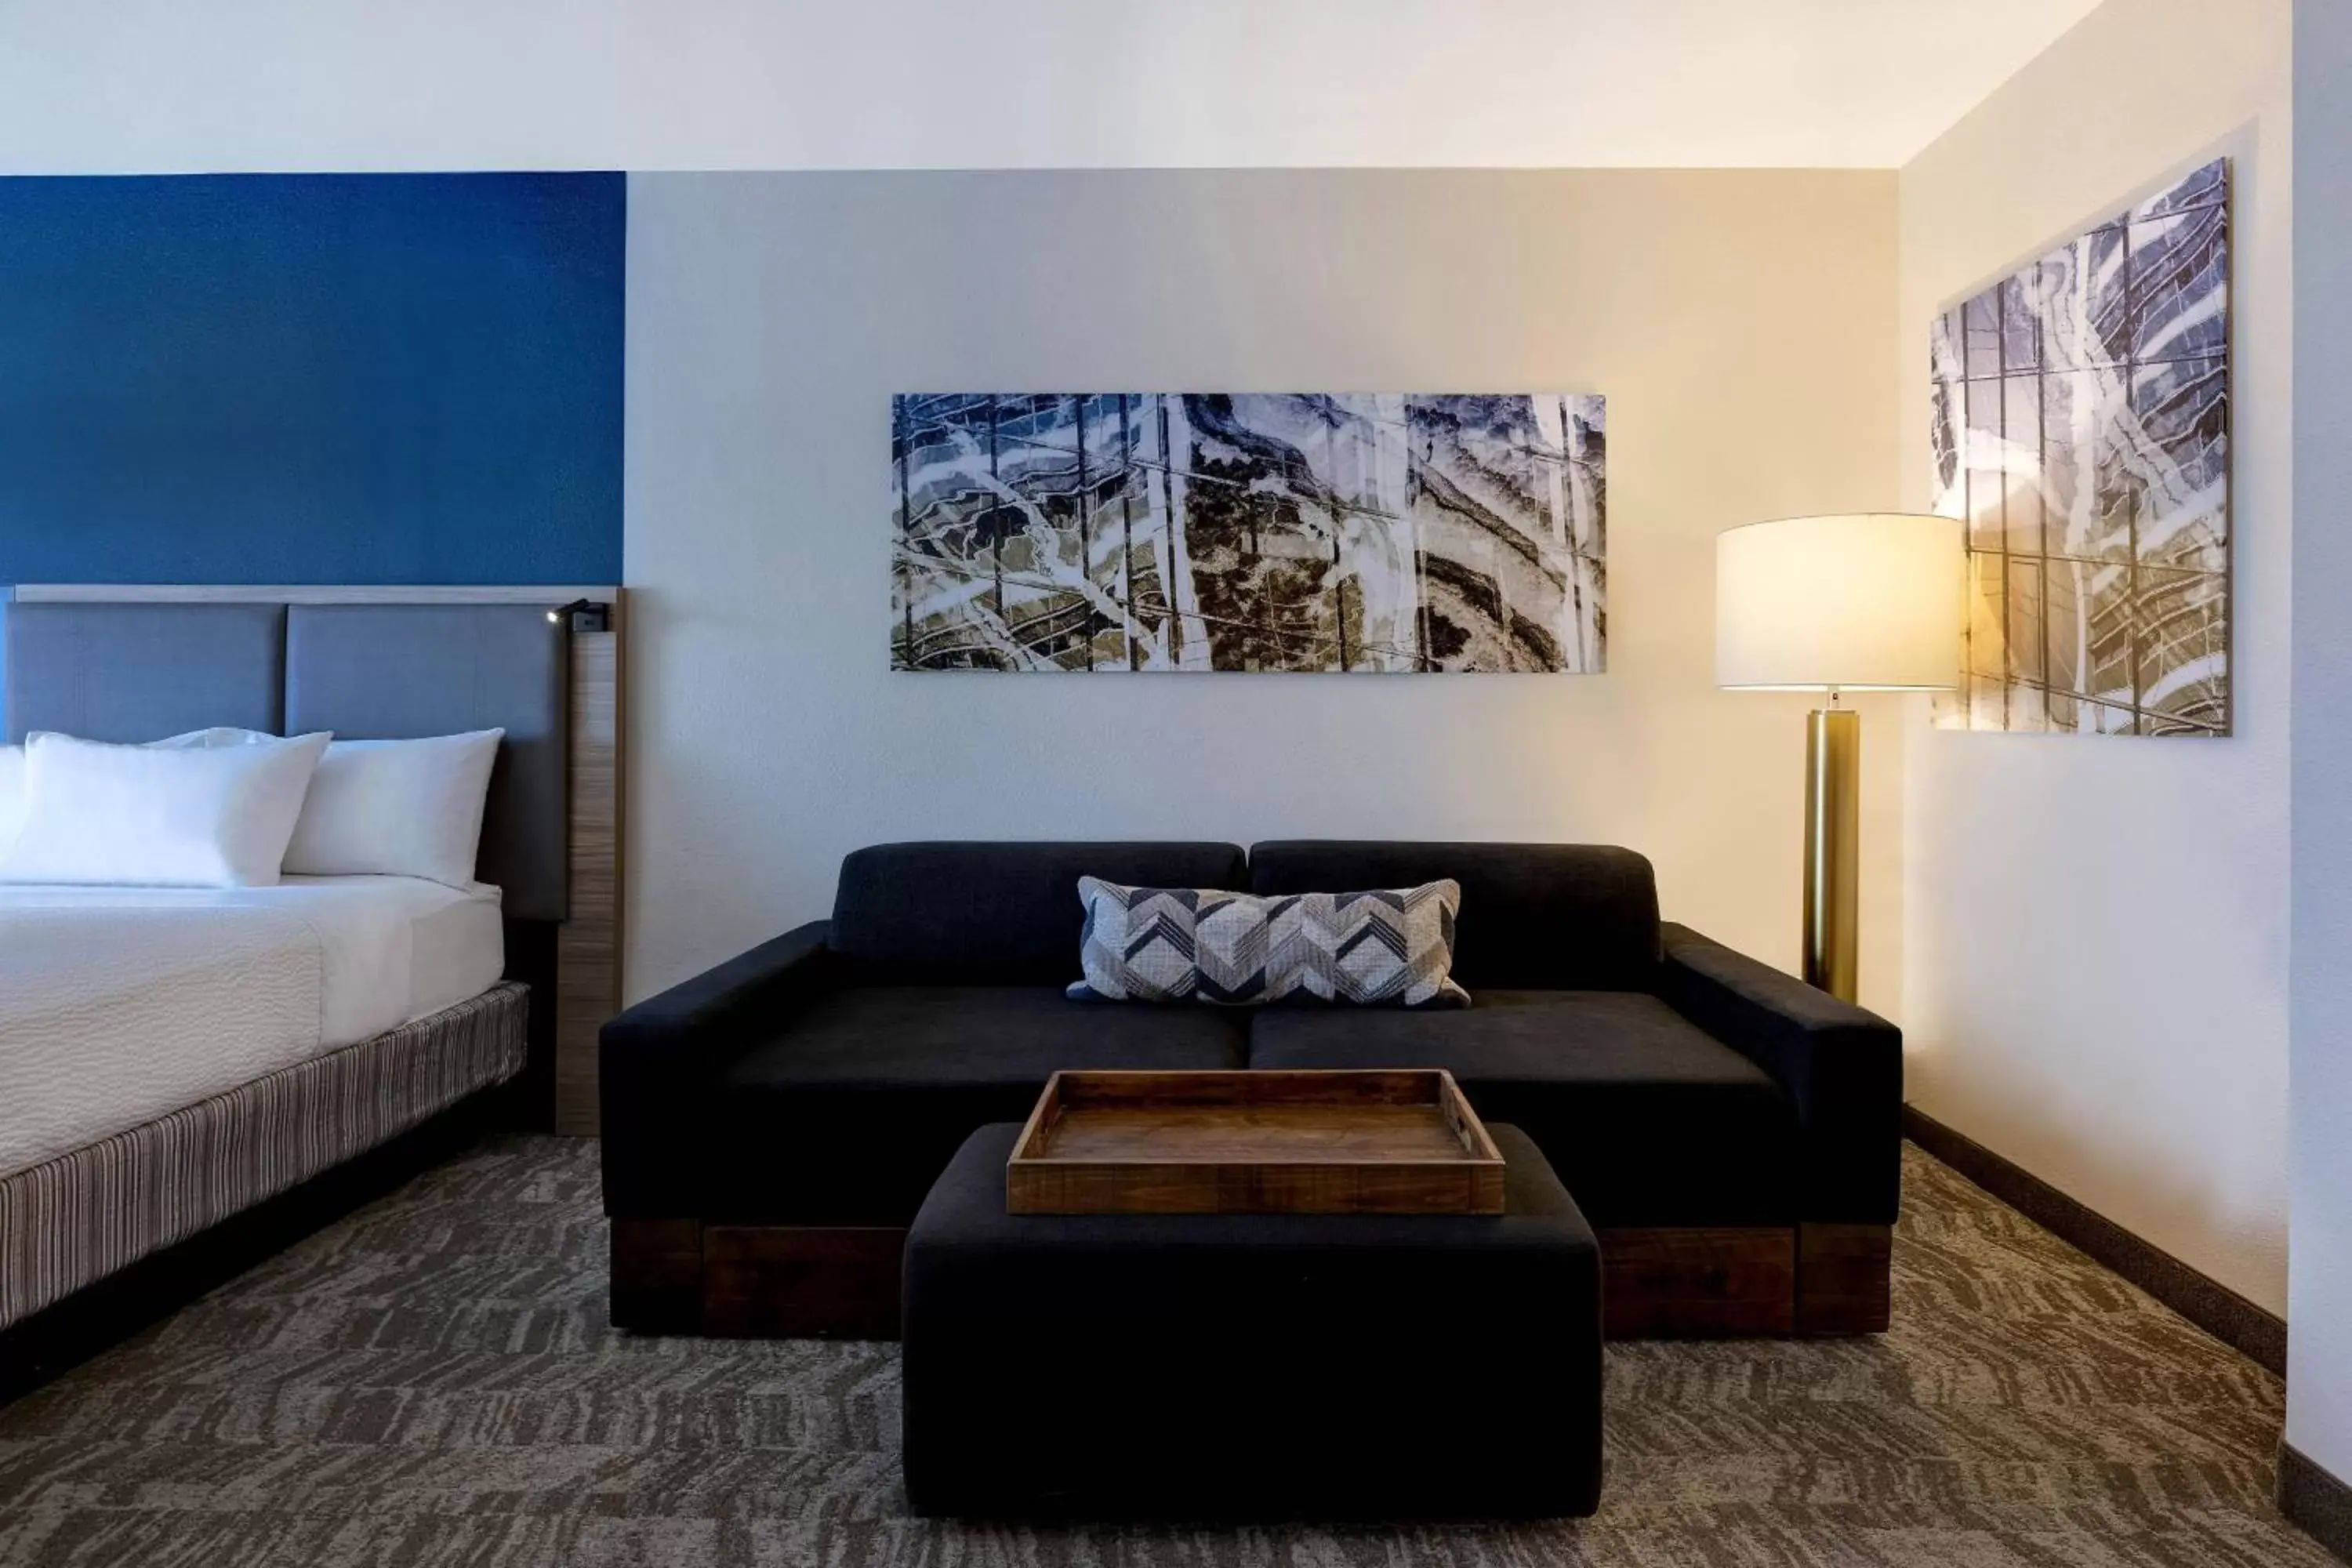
xmin=1715 ymin=514 xmax=1962 ymax=1003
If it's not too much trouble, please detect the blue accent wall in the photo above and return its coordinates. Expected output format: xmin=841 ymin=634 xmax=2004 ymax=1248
xmin=0 ymin=172 xmax=623 ymax=586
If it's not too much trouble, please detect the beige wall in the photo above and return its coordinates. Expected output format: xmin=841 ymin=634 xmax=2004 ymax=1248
xmin=623 ymin=169 xmax=1903 ymax=1007
xmin=1897 ymin=0 xmax=2292 ymax=1312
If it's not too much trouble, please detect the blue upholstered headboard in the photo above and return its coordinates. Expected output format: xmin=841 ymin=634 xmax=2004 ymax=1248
xmin=4 ymin=593 xmax=581 ymax=922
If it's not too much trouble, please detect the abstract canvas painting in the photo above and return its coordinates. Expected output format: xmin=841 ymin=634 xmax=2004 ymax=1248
xmin=1930 ymin=158 xmax=2230 ymax=735
xmin=891 ymin=393 xmax=1605 ymax=672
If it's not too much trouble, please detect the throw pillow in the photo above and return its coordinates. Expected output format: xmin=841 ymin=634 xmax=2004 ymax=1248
xmin=1070 ymin=876 xmax=1470 ymax=1008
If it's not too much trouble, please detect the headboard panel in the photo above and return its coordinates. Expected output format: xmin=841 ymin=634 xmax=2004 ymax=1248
xmin=5 ymin=601 xmax=286 ymax=742
xmin=285 ymin=604 xmax=570 ymax=920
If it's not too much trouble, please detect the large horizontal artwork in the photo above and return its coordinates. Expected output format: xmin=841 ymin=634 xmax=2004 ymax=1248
xmin=891 ymin=393 xmax=1606 ymax=672
xmin=1931 ymin=158 xmax=2230 ymax=735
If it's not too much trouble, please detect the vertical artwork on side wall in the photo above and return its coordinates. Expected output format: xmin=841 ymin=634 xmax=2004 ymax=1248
xmin=1930 ymin=158 xmax=2230 ymax=735
xmin=891 ymin=392 xmax=1606 ymax=672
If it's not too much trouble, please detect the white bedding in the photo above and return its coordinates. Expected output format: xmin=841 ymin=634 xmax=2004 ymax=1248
xmin=0 ymin=877 xmax=504 ymax=1175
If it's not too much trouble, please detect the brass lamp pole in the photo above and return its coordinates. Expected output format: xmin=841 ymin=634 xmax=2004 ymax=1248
xmin=1716 ymin=514 xmax=1962 ymax=1004
xmin=1802 ymin=694 xmax=1860 ymax=1000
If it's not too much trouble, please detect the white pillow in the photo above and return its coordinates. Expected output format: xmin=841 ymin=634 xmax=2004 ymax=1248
xmin=281 ymin=729 xmax=504 ymax=887
xmin=151 ymin=727 xmax=282 ymax=750
xmin=0 ymin=730 xmax=331 ymax=887
xmin=0 ymin=731 xmax=267 ymax=855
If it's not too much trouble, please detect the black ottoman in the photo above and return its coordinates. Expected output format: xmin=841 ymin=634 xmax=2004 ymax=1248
xmin=902 ymin=1121 xmax=1601 ymax=1521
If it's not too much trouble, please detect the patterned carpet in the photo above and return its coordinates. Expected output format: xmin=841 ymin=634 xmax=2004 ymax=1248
xmin=0 ymin=1138 xmax=2332 ymax=1567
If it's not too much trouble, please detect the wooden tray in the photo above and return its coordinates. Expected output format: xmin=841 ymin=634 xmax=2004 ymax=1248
xmin=1005 ymin=1069 xmax=1506 ymax=1215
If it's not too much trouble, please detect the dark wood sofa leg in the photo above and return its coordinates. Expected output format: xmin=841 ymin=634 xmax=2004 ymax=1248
xmin=1796 ymin=1222 xmax=1893 ymax=1334
xmin=610 ymin=1219 xmax=705 ymax=1333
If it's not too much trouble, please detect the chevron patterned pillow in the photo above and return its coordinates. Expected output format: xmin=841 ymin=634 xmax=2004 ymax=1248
xmin=1069 ymin=876 xmax=1471 ymax=1008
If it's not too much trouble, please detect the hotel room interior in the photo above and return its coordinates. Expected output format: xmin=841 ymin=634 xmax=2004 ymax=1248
xmin=2 ymin=0 xmax=2350 ymax=1562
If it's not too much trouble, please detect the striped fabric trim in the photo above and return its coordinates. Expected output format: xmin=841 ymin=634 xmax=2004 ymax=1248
xmin=0 ymin=981 xmax=528 ymax=1330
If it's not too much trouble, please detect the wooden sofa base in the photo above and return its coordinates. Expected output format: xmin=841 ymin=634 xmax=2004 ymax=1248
xmin=1598 ymin=1222 xmax=1892 ymax=1337
xmin=611 ymin=1220 xmax=908 ymax=1338
xmin=1795 ymin=1221 xmax=1896 ymax=1334
xmin=611 ymin=1220 xmax=1891 ymax=1340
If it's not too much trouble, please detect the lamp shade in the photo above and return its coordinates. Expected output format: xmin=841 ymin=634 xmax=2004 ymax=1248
xmin=1716 ymin=513 xmax=1962 ymax=691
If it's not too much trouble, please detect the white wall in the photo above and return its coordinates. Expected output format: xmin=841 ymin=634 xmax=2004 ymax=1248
xmin=623 ymin=169 xmax=1903 ymax=1006
xmin=2288 ymin=0 xmax=2352 ymax=1494
xmin=1897 ymin=0 xmax=2292 ymax=1312
xmin=0 ymin=1 xmax=2094 ymax=173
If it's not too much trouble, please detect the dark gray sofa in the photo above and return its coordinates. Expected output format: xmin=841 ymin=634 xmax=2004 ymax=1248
xmin=602 ymin=839 xmax=1903 ymax=1338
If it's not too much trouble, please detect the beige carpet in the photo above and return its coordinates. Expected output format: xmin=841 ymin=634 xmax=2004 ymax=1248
xmin=0 ymin=1139 xmax=2332 ymax=1566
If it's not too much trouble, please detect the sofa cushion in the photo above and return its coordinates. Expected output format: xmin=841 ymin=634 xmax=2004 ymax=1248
xmin=706 ymin=985 xmax=1249 ymax=1223
xmin=1247 ymin=990 xmax=1797 ymax=1225
xmin=831 ymin=841 xmax=1249 ymax=985
xmin=1247 ymin=842 xmax=1660 ymax=991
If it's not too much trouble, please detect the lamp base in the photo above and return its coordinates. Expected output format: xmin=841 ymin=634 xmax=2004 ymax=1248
xmin=1802 ymin=708 xmax=1860 ymax=1003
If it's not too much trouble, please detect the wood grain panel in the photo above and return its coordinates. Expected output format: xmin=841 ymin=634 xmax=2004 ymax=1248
xmin=554 ymin=612 xmax=622 ymax=1134
xmin=1599 ymin=1226 xmax=1797 ymax=1338
xmin=609 ymin=1218 xmax=702 ymax=1333
xmin=1795 ymin=1221 xmax=1893 ymax=1334
xmin=702 ymin=1225 xmax=906 ymax=1340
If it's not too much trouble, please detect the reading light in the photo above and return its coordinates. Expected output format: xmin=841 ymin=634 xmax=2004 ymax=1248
xmin=549 ymin=599 xmax=610 ymax=633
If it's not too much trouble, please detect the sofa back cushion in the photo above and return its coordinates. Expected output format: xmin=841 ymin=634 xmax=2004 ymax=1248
xmin=1247 ymin=841 xmax=1661 ymax=991
xmin=832 ymin=840 xmax=1250 ymax=985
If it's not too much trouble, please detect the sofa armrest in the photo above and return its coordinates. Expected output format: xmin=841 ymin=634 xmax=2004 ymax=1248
xmin=1658 ymin=923 xmax=1903 ymax=1225
xmin=599 ymin=919 xmax=837 ymax=1217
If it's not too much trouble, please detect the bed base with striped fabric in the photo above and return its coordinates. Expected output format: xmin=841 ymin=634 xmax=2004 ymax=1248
xmin=0 ymin=982 xmax=530 ymax=1330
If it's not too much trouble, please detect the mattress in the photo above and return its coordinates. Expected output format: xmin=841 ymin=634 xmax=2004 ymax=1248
xmin=0 ymin=877 xmax=504 ymax=1176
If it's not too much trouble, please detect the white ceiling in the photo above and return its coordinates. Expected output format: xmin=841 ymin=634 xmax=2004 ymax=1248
xmin=0 ymin=0 xmax=2104 ymax=172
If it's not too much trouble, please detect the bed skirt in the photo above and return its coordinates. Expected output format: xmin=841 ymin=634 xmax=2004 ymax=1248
xmin=0 ymin=981 xmax=529 ymax=1330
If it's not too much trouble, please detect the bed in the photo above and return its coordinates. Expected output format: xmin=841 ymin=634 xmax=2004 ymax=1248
xmin=0 ymin=591 xmax=621 ymax=1337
